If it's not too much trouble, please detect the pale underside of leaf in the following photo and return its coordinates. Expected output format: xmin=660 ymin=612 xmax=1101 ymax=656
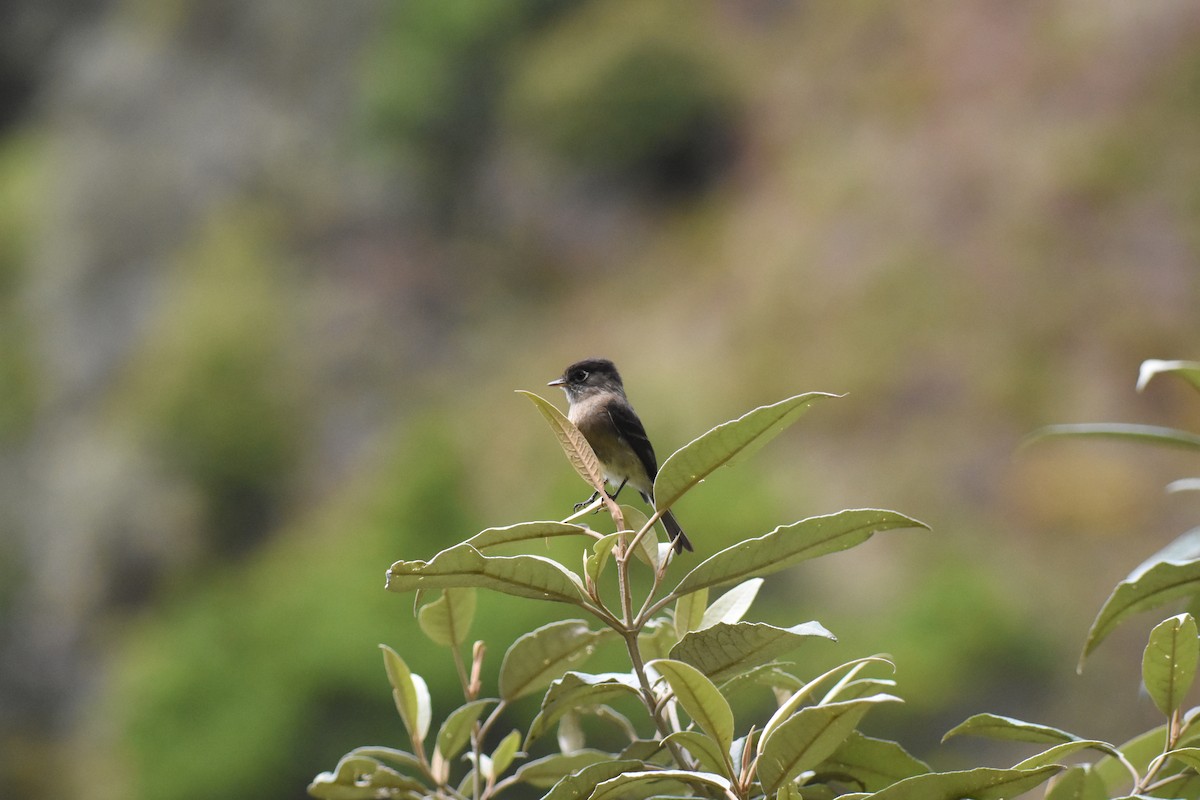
xmin=1081 ymin=559 xmax=1200 ymax=668
xmin=499 ymin=619 xmax=611 ymax=701
xmin=387 ymin=544 xmax=587 ymax=606
xmin=525 ymin=672 xmax=641 ymax=747
xmin=669 ymin=621 xmax=835 ymax=683
xmin=861 ymin=765 xmax=1062 ymax=800
xmin=517 ymin=390 xmax=607 ymax=494
xmin=1138 ymin=359 xmax=1200 ymax=393
xmin=464 ymin=521 xmax=594 ymax=550
xmin=417 ymin=588 xmax=476 ymax=648
xmin=648 ymin=658 xmax=735 ymax=753
xmin=757 ymin=695 xmax=901 ymax=794
xmin=942 ymin=713 xmax=1081 ymax=745
xmin=589 ymin=769 xmax=729 ymax=800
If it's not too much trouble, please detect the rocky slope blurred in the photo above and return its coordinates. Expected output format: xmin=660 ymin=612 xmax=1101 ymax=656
xmin=2 ymin=2 xmax=1200 ymax=799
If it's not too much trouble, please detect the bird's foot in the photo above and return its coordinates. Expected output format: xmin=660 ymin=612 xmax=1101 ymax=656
xmin=573 ymin=491 xmax=601 ymax=512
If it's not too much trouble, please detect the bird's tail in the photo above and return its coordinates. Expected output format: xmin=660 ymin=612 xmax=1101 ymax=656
xmin=661 ymin=509 xmax=693 ymax=554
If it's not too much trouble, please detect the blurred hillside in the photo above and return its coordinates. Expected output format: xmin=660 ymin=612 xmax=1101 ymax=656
xmin=2 ymin=1 xmax=1199 ymax=798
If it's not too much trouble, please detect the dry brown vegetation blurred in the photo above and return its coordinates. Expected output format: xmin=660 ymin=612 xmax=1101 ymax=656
xmin=1 ymin=2 xmax=1199 ymax=799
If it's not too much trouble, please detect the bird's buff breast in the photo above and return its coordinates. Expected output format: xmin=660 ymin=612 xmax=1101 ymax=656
xmin=569 ymin=399 xmax=644 ymax=486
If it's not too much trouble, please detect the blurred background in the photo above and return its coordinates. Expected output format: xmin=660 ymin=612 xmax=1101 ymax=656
xmin=2 ymin=1 xmax=1200 ymax=798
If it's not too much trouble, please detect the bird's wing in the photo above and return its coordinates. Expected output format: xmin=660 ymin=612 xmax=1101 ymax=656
xmin=605 ymin=401 xmax=659 ymax=480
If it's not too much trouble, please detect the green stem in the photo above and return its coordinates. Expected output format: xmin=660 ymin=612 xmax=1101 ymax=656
xmin=450 ymin=641 xmax=471 ymax=700
xmin=466 ymin=700 xmax=508 ymax=800
xmin=1137 ymin=710 xmax=1183 ymax=794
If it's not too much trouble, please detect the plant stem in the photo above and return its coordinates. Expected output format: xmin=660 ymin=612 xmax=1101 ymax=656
xmin=466 ymin=700 xmax=508 ymax=800
xmin=451 ymin=640 xmax=471 ymax=700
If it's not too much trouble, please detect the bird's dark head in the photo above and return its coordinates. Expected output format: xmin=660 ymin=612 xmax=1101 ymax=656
xmin=548 ymin=358 xmax=625 ymax=401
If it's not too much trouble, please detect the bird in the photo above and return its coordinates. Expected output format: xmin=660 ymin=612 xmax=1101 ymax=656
xmin=548 ymin=358 xmax=693 ymax=554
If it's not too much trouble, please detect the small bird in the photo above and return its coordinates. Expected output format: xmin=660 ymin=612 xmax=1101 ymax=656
xmin=549 ymin=358 xmax=693 ymax=554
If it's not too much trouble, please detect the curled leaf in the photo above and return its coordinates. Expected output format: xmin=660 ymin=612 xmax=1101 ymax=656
xmin=517 ymin=390 xmax=607 ymax=494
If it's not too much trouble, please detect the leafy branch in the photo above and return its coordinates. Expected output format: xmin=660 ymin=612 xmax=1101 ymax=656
xmin=312 ymin=389 xmax=929 ymax=799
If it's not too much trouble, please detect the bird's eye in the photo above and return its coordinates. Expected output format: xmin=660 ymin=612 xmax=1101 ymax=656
xmin=571 ymin=369 xmax=588 ymax=383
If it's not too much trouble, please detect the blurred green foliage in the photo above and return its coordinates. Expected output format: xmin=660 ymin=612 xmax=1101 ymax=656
xmin=505 ymin=0 xmax=738 ymax=194
xmin=361 ymin=0 xmax=584 ymax=216
xmin=2 ymin=1 xmax=1199 ymax=798
xmin=0 ymin=134 xmax=40 ymax=627
xmin=118 ymin=209 xmax=304 ymax=553
xmin=110 ymin=416 xmax=477 ymax=800
xmin=0 ymin=134 xmax=41 ymax=442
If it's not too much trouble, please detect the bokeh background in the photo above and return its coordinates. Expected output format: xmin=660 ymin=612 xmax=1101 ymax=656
xmin=2 ymin=1 xmax=1200 ymax=798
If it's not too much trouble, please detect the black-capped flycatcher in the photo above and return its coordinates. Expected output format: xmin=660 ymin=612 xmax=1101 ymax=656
xmin=549 ymin=358 xmax=693 ymax=554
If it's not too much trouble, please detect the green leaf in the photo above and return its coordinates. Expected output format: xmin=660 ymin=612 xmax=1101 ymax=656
xmin=512 ymin=750 xmax=611 ymax=789
xmin=557 ymin=710 xmax=584 ymax=754
xmin=816 ymin=731 xmax=930 ymax=792
xmin=1082 ymin=550 xmax=1200 ymax=668
xmin=489 ymin=729 xmax=522 ymax=778
xmin=1044 ymin=765 xmax=1108 ymax=800
xmin=435 ymin=699 xmax=495 ymax=761
xmin=1091 ymin=725 xmax=1165 ymax=791
xmin=669 ymin=621 xmax=835 ymax=683
xmin=464 ymin=521 xmax=593 ymax=550
xmin=591 ymin=705 xmax=638 ymax=744
xmin=517 ymin=390 xmax=607 ymax=493
xmin=387 ymin=544 xmax=587 ymax=606
xmin=1141 ymin=772 xmax=1200 ymax=799
xmin=649 ymin=659 xmax=735 ymax=754
xmin=718 ymin=662 xmax=801 ymax=697
xmin=942 ymin=713 xmax=1081 ymax=744
xmin=1027 ymin=423 xmax=1200 ymax=451
xmin=757 ymin=694 xmax=901 ymax=794
xmin=1159 ymin=745 xmax=1200 ymax=797
xmin=541 ymin=759 xmax=652 ymax=800
xmin=1165 ymin=746 xmax=1200 ymax=771
xmin=590 ymin=769 xmax=729 ymax=800
xmin=619 ymin=738 xmax=669 ymax=763
xmin=674 ymin=587 xmax=709 ymax=640
xmin=776 ymin=784 xmax=804 ymax=800
xmin=862 ymin=765 xmax=1062 ymax=800
xmin=822 ymin=677 xmax=897 ymax=704
xmin=620 ymin=504 xmax=661 ymax=569
xmin=308 ymin=753 xmax=429 ymax=798
xmin=637 ymin=617 xmax=676 ymax=663
xmin=699 ymin=578 xmax=763 ymax=629
xmin=1143 ymin=613 xmax=1199 ymax=716
xmin=586 ymin=532 xmax=621 ymax=586
xmin=499 ymin=619 xmax=612 ymax=702
xmin=1130 ymin=528 xmax=1200 ymax=581
xmin=525 ymin=672 xmax=641 ymax=747
xmin=761 ymin=657 xmax=894 ymax=745
xmin=654 ymin=392 xmax=840 ymax=511
xmin=1138 ymin=359 xmax=1200 ymax=394
xmin=339 ymin=746 xmax=422 ymax=773
xmin=1012 ymin=740 xmax=1121 ymax=770
xmin=671 ymin=509 xmax=927 ymax=598
xmin=380 ymin=645 xmax=431 ymax=744
xmin=417 ymin=589 xmax=476 ymax=648
xmin=662 ymin=730 xmax=730 ymax=776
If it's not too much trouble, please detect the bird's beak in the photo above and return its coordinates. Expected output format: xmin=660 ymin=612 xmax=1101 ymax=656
xmin=547 ymin=377 xmax=565 ymax=387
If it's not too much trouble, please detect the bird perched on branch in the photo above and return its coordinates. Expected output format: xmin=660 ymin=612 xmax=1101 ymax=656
xmin=549 ymin=358 xmax=693 ymax=554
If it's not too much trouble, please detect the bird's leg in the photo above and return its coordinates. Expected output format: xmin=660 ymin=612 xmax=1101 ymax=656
xmin=572 ymin=478 xmax=627 ymax=513
xmin=574 ymin=490 xmax=601 ymax=512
